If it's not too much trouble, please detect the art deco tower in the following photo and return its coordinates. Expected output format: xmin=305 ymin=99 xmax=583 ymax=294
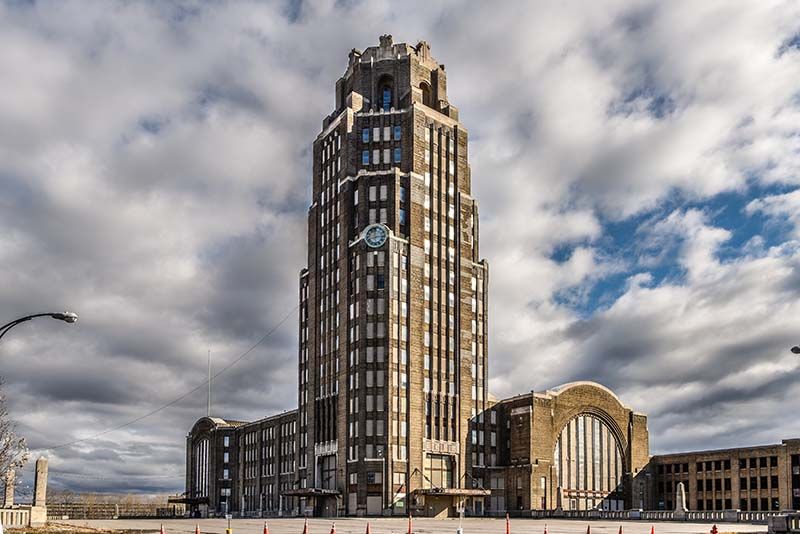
xmin=296 ymin=35 xmax=490 ymax=516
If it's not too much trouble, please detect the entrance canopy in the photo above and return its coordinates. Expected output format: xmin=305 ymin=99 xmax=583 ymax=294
xmin=414 ymin=488 xmax=490 ymax=496
xmin=168 ymin=496 xmax=209 ymax=505
xmin=282 ymin=488 xmax=341 ymax=497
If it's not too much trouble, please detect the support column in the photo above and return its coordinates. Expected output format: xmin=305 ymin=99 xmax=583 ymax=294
xmin=33 ymin=457 xmax=48 ymax=506
xmin=29 ymin=457 xmax=48 ymax=526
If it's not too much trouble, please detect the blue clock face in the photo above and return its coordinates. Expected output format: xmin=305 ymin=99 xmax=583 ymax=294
xmin=364 ymin=224 xmax=388 ymax=248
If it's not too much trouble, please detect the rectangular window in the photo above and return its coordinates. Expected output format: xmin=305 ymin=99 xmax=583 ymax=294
xmin=394 ymin=147 xmax=401 ymax=163
xmin=399 ymin=208 xmax=406 ymax=226
xmin=383 ymin=126 xmax=390 ymax=140
xmin=362 ymin=128 xmax=370 ymax=143
xmin=373 ymin=127 xmax=380 ymax=141
xmin=383 ymin=148 xmax=390 ymax=164
xmin=394 ymin=125 xmax=401 ymax=140
xmin=373 ymin=149 xmax=379 ymax=164
xmin=362 ymin=151 xmax=369 ymax=165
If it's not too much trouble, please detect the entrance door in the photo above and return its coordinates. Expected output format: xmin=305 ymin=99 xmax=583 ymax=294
xmin=366 ymin=496 xmax=382 ymax=515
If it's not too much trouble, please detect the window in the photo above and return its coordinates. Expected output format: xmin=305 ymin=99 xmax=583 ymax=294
xmin=376 ymin=274 xmax=385 ymax=289
xmin=382 ymin=86 xmax=392 ymax=111
xmin=394 ymin=126 xmax=401 ymax=140
xmin=394 ymin=147 xmax=401 ymax=163
xmin=424 ymin=454 xmax=453 ymax=489
xmin=400 ymin=208 xmax=407 ymax=226
xmin=362 ymin=151 xmax=369 ymax=165
xmin=362 ymin=128 xmax=370 ymax=143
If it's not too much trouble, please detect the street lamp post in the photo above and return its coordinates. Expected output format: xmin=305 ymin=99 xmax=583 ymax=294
xmin=0 ymin=312 xmax=78 ymax=342
xmin=377 ymin=447 xmax=386 ymax=515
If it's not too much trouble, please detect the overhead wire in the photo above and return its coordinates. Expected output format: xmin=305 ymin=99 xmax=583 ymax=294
xmin=41 ymin=305 xmax=298 ymax=451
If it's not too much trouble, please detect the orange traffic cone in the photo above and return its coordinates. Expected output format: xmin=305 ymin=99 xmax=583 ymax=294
xmin=195 ymin=525 xmax=200 ymax=534
xmin=366 ymin=522 xmax=372 ymax=534
xmin=407 ymin=515 xmax=412 ymax=534
xmin=302 ymin=518 xmax=309 ymax=534
xmin=330 ymin=523 xmax=336 ymax=534
xmin=160 ymin=525 xmax=166 ymax=534
xmin=650 ymin=526 xmax=655 ymax=534
xmin=586 ymin=525 xmax=591 ymax=534
xmin=618 ymin=526 xmax=622 ymax=534
xmin=263 ymin=523 xmax=269 ymax=534
xmin=506 ymin=513 xmax=511 ymax=534
xmin=711 ymin=526 xmax=718 ymax=534
xmin=544 ymin=524 xmax=548 ymax=534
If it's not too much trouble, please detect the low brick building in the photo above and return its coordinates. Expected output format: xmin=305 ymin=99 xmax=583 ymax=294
xmin=647 ymin=439 xmax=800 ymax=512
xmin=181 ymin=413 xmax=298 ymax=517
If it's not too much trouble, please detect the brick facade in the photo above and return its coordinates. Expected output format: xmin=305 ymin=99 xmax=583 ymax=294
xmin=646 ymin=440 xmax=800 ymax=512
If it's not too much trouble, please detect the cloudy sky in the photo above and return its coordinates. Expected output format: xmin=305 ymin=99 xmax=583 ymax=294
xmin=2 ymin=0 xmax=800 ymax=495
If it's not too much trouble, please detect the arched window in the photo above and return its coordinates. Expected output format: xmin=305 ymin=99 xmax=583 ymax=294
xmin=554 ymin=413 xmax=625 ymax=511
xmin=420 ymin=82 xmax=432 ymax=107
xmin=382 ymin=85 xmax=392 ymax=111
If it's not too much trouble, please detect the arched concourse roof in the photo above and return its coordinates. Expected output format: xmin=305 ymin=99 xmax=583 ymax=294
xmin=547 ymin=381 xmax=627 ymax=408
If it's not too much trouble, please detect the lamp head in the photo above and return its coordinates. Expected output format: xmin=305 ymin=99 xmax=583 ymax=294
xmin=51 ymin=311 xmax=78 ymax=324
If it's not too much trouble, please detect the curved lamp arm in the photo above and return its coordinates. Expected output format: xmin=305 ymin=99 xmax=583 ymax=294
xmin=0 ymin=312 xmax=78 ymax=342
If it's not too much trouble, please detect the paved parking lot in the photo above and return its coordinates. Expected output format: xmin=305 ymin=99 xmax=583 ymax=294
xmin=57 ymin=517 xmax=767 ymax=534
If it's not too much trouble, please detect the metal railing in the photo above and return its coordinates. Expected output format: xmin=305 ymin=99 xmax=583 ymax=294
xmin=523 ymin=508 xmax=784 ymax=524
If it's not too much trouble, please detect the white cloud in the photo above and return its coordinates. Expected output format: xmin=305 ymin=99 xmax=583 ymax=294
xmin=747 ymin=189 xmax=800 ymax=238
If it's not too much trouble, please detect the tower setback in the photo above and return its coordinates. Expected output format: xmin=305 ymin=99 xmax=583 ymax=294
xmin=295 ymin=34 xmax=490 ymax=516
